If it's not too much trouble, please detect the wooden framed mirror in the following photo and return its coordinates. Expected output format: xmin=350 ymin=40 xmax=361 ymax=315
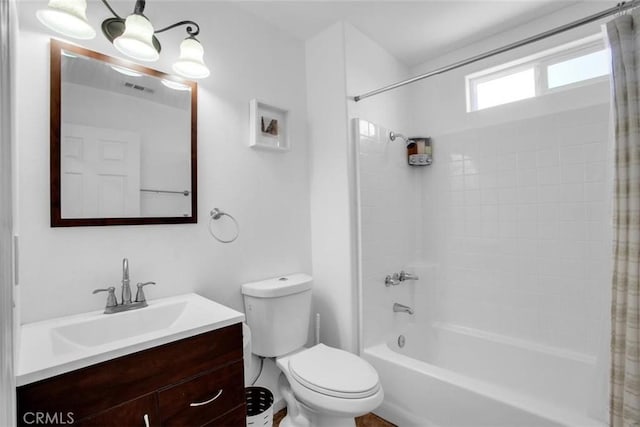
xmin=50 ymin=39 xmax=197 ymax=227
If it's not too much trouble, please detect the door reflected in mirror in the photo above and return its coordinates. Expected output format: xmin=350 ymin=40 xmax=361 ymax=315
xmin=51 ymin=39 xmax=197 ymax=227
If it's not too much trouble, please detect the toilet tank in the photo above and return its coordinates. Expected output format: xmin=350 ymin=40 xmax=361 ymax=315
xmin=241 ymin=274 xmax=312 ymax=357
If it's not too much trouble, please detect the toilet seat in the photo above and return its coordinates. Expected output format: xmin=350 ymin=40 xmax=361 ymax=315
xmin=288 ymin=344 xmax=381 ymax=399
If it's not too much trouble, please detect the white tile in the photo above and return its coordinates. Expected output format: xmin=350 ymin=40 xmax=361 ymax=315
xmin=538 ymin=185 xmax=562 ymax=203
xmin=449 ymin=161 xmax=464 ymax=176
xmin=538 ymin=167 xmax=561 ymax=185
xmin=584 ymin=142 xmax=609 ymax=163
xmin=450 ymin=175 xmax=465 ymax=191
xmin=518 ymin=169 xmax=538 ymax=187
xmin=464 ymin=174 xmax=480 ymax=190
xmin=560 ymin=183 xmax=585 ymax=202
xmin=479 ymin=173 xmax=498 ymax=189
xmin=586 ymin=202 xmax=607 ymax=222
xmin=585 ymin=162 xmax=606 ymax=182
xmin=481 ymin=188 xmax=499 ymax=205
xmin=518 ymin=221 xmax=538 ymax=239
xmin=464 ymin=159 xmax=479 ymax=175
xmin=561 ymin=163 xmax=586 ymax=183
xmin=557 ymin=221 xmax=587 ymax=242
xmin=517 ymin=152 xmax=538 ymax=170
xmin=496 ymin=170 xmax=517 ymax=187
xmin=499 ymin=221 xmax=518 ymax=238
xmin=517 ymin=205 xmax=537 ymax=222
xmin=498 ymin=188 xmax=519 ymax=204
xmin=558 ymin=203 xmax=586 ymax=222
xmin=496 ymin=153 xmax=517 ymax=171
xmin=560 ymin=145 xmax=587 ymax=164
xmin=518 ymin=186 xmax=538 ymax=204
xmin=538 ymin=204 xmax=559 ymax=222
xmin=464 ymin=190 xmax=482 ymax=205
xmin=499 ymin=204 xmax=518 ymax=222
xmin=537 ymin=149 xmax=560 ymax=168
xmin=585 ymin=182 xmax=607 ymax=202
xmin=538 ymin=221 xmax=560 ymax=240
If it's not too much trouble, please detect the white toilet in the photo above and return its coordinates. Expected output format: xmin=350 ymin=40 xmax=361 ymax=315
xmin=242 ymin=274 xmax=383 ymax=427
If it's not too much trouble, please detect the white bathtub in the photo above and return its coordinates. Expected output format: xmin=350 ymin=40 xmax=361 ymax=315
xmin=363 ymin=322 xmax=607 ymax=427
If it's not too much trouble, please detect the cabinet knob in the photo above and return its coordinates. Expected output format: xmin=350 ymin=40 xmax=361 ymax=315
xmin=143 ymin=414 xmax=150 ymax=427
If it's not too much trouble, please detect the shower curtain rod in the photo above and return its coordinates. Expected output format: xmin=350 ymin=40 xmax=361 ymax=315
xmin=353 ymin=1 xmax=635 ymax=102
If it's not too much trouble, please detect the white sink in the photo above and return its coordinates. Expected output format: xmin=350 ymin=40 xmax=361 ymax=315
xmin=51 ymin=301 xmax=188 ymax=350
xmin=17 ymin=293 xmax=244 ymax=386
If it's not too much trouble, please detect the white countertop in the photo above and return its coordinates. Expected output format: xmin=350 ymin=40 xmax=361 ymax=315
xmin=17 ymin=293 xmax=245 ymax=386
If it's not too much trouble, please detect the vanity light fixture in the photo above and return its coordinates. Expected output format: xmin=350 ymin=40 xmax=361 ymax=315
xmin=37 ymin=0 xmax=211 ymax=79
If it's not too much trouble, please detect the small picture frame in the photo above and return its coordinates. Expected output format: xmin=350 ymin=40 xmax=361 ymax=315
xmin=249 ymin=99 xmax=289 ymax=151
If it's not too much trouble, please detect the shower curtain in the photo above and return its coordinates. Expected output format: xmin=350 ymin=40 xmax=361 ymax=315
xmin=607 ymin=10 xmax=640 ymax=427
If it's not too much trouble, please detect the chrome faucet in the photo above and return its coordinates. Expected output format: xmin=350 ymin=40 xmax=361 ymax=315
xmin=122 ymin=258 xmax=131 ymax=304
xmin=393 ymin=303 xmax=414 ymax=315
xmin=399 ymin=270 xmax=419 ymax=281
xmin=93 ymin=258 xmax=156 ymax=314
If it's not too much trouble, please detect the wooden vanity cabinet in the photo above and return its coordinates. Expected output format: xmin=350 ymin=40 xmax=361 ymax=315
xmin=17 ymin=323 xmax=246 ymax=427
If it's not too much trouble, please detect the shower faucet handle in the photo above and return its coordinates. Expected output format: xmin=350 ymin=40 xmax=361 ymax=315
xmin=385 ymin=273 xmax=401 ymax=287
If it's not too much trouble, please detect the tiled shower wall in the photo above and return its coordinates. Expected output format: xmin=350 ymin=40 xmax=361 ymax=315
xmin=357 ymin=120 xmax=421 ymax=348
xmin=422 ymin=102 xmax=612 ymax=355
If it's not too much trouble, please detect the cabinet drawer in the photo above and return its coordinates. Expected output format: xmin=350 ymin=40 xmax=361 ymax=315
xmin=203 ymin=404 xmax=247 ymax=427
xmin=75 ymin=394 xmax=158 ymax=427
xmin=159 ymin=361 xmax=245 ymax=427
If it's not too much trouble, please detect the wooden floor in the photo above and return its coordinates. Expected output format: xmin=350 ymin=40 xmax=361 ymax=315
xmin=273 ymin=408 xmax=396 ymax=427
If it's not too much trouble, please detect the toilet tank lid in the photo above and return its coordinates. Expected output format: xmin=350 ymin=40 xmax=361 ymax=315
xmin=241 ymin=273 xmax=312 ymax=298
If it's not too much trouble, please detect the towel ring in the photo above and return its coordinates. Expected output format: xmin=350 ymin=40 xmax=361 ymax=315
xmin=208 ymin=208 xmax=239 ymax=243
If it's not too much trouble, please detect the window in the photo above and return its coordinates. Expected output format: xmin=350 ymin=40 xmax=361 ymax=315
xmin=466 ymin=35 xmax=610 ymax=112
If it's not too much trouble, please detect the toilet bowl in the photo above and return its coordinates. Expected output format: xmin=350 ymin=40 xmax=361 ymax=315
xmin=276 ymin=344 xmax=383 ymax=427
xmin=241 ymin=274 xmax=384 ymax=427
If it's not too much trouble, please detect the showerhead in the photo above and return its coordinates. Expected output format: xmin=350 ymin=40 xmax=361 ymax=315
xmin=389 ymin=131 xmax=410 ymax=144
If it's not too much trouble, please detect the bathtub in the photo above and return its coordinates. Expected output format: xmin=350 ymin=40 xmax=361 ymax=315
xmin=362 ymin=322 xmax=607 ymax=427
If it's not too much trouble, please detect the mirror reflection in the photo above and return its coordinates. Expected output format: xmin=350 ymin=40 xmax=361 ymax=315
xmin=51 ymin=40 xmax=197 ymax=226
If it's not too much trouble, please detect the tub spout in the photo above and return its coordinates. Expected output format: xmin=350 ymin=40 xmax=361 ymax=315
xmin=393 ymin=303 xmax=414 ymax=315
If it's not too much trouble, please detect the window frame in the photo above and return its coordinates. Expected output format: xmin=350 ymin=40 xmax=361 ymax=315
xmin=466 ymin=34 xmax=609 ymax=112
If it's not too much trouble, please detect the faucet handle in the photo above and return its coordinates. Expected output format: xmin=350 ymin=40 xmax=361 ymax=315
xmin=93 ymin=287 xmax=117 ymax=308
xmin=385 ymin=273 xmax=401 ymax=287
xmin=135 ymin=282 xmax=156 ymax=303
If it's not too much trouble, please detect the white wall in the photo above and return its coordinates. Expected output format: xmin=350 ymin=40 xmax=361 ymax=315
xmin=306 ymin=23 xmax=355 ymax=351
xmin=306 ymin=22 xmax=412 ymax=352
xmin=15 ymin=1 xmax=311 ymax=324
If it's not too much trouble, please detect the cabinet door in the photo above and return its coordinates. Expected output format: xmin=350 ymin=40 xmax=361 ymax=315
xmin=158 ymin=361 xmax=245 ymax=427
xmin=75 ymin=394 xmax=158 ymax=427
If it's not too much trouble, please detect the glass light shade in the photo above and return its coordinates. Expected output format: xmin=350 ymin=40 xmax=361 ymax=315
xmin=172 ymin=38 xmax=210 ymax=79
xmin=113 ymin=14 xmax=159 ymax=62
xmin=36 ymin=0 xmax=96 ymax=40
